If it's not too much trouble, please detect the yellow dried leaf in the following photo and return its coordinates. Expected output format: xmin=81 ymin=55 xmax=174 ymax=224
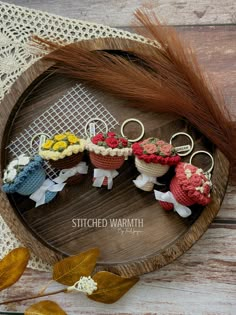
xmin=53 ymin=248 xmax=100 ymax=286
xmin=0 ymin=247 xmax=30 ymax=291
xmin=88 ymin=271 xmax=139 ymax=304
xmin=25 ymin=300 xmax=67 ymax=315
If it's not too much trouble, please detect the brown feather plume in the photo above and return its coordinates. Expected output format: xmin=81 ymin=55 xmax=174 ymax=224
xmin=32 ymin=8 xmax=236 ymax=175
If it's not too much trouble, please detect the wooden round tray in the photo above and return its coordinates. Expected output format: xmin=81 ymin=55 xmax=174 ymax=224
xmin=0 ymin=38 xmax=229 ymax=277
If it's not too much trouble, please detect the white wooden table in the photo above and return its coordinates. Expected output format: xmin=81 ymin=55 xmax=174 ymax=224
xmin=1 ymin=1 xmax=236 ymax=314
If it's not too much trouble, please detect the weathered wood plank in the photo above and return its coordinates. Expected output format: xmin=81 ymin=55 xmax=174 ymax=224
xmin=4 ymin=0 xmax=236 ymax=26
xmin=176 ymin=25 xmax=236 ymax=111
xmin=217 ymin=185 xmax=236 ymax=220
xmin=1 ymin=228 xmax=235 ymax=314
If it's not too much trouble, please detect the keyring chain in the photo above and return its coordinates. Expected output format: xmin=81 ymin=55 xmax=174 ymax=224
xmin=84 ymin=117 xmax=108 ymax=138
xmin=189 ymin=150 xmax=214 ymax=177
xmin=30 ymin=133 xmax=50 ymax=153
xmin=170 ymin=132 xmax=194 ymax=156
xmin=120 ymin=118 xmax=145 ymax=143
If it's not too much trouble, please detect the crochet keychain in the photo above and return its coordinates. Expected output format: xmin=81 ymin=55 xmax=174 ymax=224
xmin=38 ymin=131 xmax=88 ymax=185
xmin=131 ymin=132 xmax=194 ymax=192
xmin=86 ymin=118 xmax=132 ymax=189
xmin=2 ymin=154 xmax=64 ymax=207
xmin=154 ymin=150 xmax=214 ymax=218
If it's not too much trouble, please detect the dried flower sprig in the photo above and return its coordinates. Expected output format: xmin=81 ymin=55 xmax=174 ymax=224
xmin=0 ymin=248 xmax=138 ymax=314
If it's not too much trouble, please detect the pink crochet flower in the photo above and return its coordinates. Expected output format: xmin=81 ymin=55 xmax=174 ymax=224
xmin=156 ymin=140 xmax=165 ymax=146
xmin=143 ymin=144 xmax=157 ymax=154
xmin=141 ymin=138 xmax=151 ymax=145
xmin=191 ymin=174 xmax=203 ymax=187
xmin=160 ymin=144 xmax=172 ymax=156
xmin=132 ymin=137 xmax=180 ymax=165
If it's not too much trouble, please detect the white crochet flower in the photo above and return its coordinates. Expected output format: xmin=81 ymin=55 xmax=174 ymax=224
xmin=8 ymin=159 xmax=19 ymax=169
xmin=3 ymin=154 xmax=31 ymax=183
xmin=7 ymin=169 xmax=17 ymax=182
xmin=185 ymin=168 xmax=192 ymax=179
xmin=195 ymin=168 xmax=204 ymax=175
xmin=68 ymin=276 xmax=97 ymax=295
xmin=18 ymin=154 xmax=30 ymax=166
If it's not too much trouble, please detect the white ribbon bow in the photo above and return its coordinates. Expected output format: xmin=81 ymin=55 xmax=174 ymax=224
xmin=29 ymin=179 xmax=65 ymax=207
xmin=54 ymin=162 xmax=88 ymax=184
xmin=154 ymin=190 xmax=192 ymax=218
xmin=133 ymin=174 xmax=165 ymax=190
xmin=93 ymin=169 xmax=119 ymax=190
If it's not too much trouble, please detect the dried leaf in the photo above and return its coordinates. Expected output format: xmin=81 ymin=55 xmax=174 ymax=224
xmin=88 ymin=271 xmax=139 ymax=304
xmin=53 ymin=248 xmax=100 ymax=286
xmin=25 ymin=300 xmax=67 ymax=315
xmin=0 ymin=247 xmax=30 ymax=291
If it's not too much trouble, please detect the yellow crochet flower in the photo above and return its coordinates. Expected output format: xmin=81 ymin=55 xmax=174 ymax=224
xmin=54 ymin=134 xmax=67 ymax=141
xmin=68 ymin=134 xmax=80 ymax=144
xmin=53 ymin=141 xmax=68 ymax=152
xmin=41 ymin=139 xmax=54 ymax=150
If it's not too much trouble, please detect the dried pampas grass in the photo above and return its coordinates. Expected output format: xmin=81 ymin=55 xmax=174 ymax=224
xmin=32 ymin=8 xmax=236 ymax=177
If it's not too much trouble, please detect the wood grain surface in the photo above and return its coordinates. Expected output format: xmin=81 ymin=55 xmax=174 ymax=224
xmin=0 ymin=36 xmax=229 ymax=278
xmin=4 ymin=0 xmax=236 ymax=26
xmin=0 ymin=1 xmax=236 ymax=315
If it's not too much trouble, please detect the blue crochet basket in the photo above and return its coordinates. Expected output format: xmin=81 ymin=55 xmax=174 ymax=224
xmin=2 ymin=156 xmax=46 ymax=196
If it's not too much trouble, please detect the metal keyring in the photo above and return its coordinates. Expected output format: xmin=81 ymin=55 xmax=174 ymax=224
xmin=189 ymin=150 xmax=214 ymax=174
xmin=84 ymin=117 xmax=108 ymax=138
xmin=170 ymin=132 xmax=194 ymax=156
xmin=30 ymin=133 xmax=50 ymax=151
xmin=120 ymin=118 xmax=145 ymax=143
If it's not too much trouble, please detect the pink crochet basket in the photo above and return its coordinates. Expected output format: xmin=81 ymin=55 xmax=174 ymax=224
xmin=159 ymin=162 xmax=212 ymax=211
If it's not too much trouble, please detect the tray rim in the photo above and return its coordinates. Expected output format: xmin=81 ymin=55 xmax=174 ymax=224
xmin=0 ymin=37 xmax=230 ymax=277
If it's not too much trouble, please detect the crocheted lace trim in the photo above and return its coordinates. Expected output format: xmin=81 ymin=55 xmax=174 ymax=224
xmin=0 ymin=1 xmax=146 ymax=271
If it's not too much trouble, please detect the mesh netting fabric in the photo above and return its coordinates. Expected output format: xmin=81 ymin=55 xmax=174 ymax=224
xmin=0 ymin=1 xmax=146 ymax=271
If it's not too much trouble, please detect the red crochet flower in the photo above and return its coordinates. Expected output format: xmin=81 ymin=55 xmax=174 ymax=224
xmin=107 ymin=132 xmax=116 ymax=137
xmin=105 ymin=137 xmax=119 ymax=148
xmin=132 ymin=143 xmax=143 ymax=155
xmin=92 ymin=133 xmax=105 ymax=144
xmin=119 ymin=138 xmax=128 ymax=147
xmin=91 ymin=132 xmax=130 ymax=149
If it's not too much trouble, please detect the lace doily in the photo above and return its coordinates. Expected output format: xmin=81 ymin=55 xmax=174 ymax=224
xmin=0 ymin=1 xmax=144 ymax=271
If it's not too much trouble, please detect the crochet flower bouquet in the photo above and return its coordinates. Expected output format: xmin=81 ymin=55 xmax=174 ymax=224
xmin=155 ymin=162 xmax=212 ymax=217
xmin=2 ymin=154 xmax=58 ymax=206
xmin=87 ymin=132 xmax=132 ymax=189
xmin=132 ymin=137 xmax=180 ymax=191
xmin=39 ymin=132 xmax=88 ymax=185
